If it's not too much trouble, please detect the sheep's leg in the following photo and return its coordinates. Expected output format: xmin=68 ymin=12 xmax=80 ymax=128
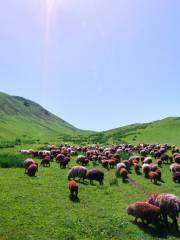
xmin=162 ymin=214 xmax=168 ymax=228
xmin=172 ymin=217 xmax=178 ymax=232
xmin=134 ymin=217 xmax=138 ymax=224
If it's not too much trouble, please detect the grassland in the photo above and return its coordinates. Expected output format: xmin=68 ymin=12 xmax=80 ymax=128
xmin=0 ymin=146 xmax=180 ymax=240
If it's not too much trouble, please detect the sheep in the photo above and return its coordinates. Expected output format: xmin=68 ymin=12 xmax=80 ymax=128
xmin=174 ymin=154 xmax=180 ymax=164
xmin=148 ymin=193 xmax=180 ymax=231
xmin=156 ymin=169 xmax=162 ymax=181
xmin=120 ymin=168 xmax=128 ymax=182
xmin=157 ymin=159 xmax=162 ymax=167
xmin=108 ymin=159 xmax=116 ymax=168
xmin=149 ymin=171 xmax=159 ymax=184
xmin=76 ymin=156 xmax=89 ymax=166
xmin=170 ymin=163 xmax=180 ymax=173
xmin=24 ymin=159 xmax=35 ymax=174
xmin=143 ymin=157 xmax=152 ymax=164
xmin=68 ymin=166 xmax=87 ymax=182
xmin=160 ymin=154 xmax=169 ymax=164
xmin=60 ymin=157 xmax=70 ymax=169
xmin=117 ymin=162 xmax=126 ymax=171
xmin=40 ymin=156 xmax=51 ymax=167
xmin=172 ymin=172 xmax=180 ymax=183
xmin=86 ymin=169 xmax=104 ymax=185
xmin=27 ymin=163 xmax=38 ymax=177
xmin=122 ymin=160 xmax=131 ymax=171
xmin=68 ymin=180 xmax=78 ymax=198
xmin=142 ymin=164 xmax=151 ymax=178
xmin=127 ymin=202 xmax=161 ymax=225
xmin=56 ymin=153 xmax=65 ymax=163
xmin=134 ymin=163 xmax=140 ymax=175
xmin=101 ymin=160 xmax=109 ymax=169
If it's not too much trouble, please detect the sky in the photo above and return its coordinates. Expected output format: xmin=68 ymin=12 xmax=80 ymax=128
xmin=0 ymin=0 xmax=180 ymax=131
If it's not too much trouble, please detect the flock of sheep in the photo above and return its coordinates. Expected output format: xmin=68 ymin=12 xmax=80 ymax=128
xmin=21 ymin=143 xmax=180 ymax=232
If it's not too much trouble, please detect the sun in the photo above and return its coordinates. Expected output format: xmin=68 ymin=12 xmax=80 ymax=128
xmin=45 ymin=0 xmax=55 ymax=13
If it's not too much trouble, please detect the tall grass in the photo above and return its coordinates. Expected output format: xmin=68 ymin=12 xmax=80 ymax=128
xmin=0 ymin=153 xmax=25 ymax=168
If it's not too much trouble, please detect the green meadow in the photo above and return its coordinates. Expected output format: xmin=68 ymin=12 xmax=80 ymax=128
xmin=0 ymin=145 xmax=179 ymax=240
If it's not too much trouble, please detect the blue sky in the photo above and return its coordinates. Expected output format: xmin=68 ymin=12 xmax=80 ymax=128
xmin=0 ymin=0 xmax=180 ymax=131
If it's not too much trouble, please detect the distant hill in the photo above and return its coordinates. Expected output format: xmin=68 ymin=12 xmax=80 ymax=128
xmin=0 ymin=92 xmax=180 ymax=146
xmin=0 ymin=92 xmax=86 ymax=142
xmin=103 ymin=117 xmax=180 ymax=146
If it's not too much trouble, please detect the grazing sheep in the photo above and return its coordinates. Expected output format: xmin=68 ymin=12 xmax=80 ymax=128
xmin=173 ymin=172 xmax=180 ymax=183
xmin=27 ymin=163 xmax=38 ymax=177
xmin=60 ymin=157 xmax=70 ymax=169
xmin=76 ymin=156 xmax=89 ymax=166
xmin=56 ymin=153 xmax=65 ymax=163
xmin=148 ymin=193 xmax=180 ymax=231
xmin=150 ymin=164 xmax=159 ymax=172
xmin=149 ymin=171 xmax=159 ymax=184
xmin=108 ymin=159 xmax=115 ymax=168
xmin=170 ymin=163 xmax=180 ymax=173
xmin=157 ymin=159 xmax=162 ymax=167
xmin=120 ymin=168 xmax=128 ymax=182
xmin=143 ymin=157 xmax=152 ymax=164
xmin=86 ymin=169 xmax=104 ymax=185
xmin=40 ymin=156 xmax=51 ymax=167
xmin=117 ymin=162 xmax=126 ymax=171
xmin=142 ymin=164 xmax=151 ymax=178
xmin=160 ymin=154 xmax=169 ymax=164
xmin=174 ymin=154 xmax=180 ymax=164
xmin=24 ymin=159 xmax=35 ymax=174
xmin=68 ymin=166 xmax=87 ymax=182
xmin=68 ymin=180 xmax=78 ymax=198
xmin=127 ymin=202 xmax=161 ymax=225
xmin=122 ymin=160 xmax=131 ymax=171
xmin=101 ymin=160 xmax=109 ymax=169
xmin=155 ymin=169 xmax=162 ymax=181
xmin=134 ymin=163 xmax=140 ymax=175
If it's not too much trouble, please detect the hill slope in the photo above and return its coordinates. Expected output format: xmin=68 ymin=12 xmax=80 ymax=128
xmin=1 ymin=92 xmax=180 ymax=145
xmin=0 ymin=92 xmax=84 ymax=142
xmin=104 ymin=117 xmax=180 ymax=146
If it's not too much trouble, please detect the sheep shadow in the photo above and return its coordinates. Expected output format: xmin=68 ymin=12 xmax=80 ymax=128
xmin=134 ymin=221 xmax=180 ymax=238
xmin=69 ymin=195 xmax=80 ymax=203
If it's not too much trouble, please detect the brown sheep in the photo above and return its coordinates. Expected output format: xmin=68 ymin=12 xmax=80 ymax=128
xmin=134 ymin=163 xmax=140 ymax=175
xmin=68 ymin=166 xmax=87 ymax=182
xmin=108 ymin=159 xmax=116 ymax=168
xmin=120 ymin=168 xmax=128 ymax=182
xmin=148 ymin=193 xmax=180 ymax=231
xmin=86 ymin=169 xmax=104 ymax=185
xmin=149 ymin=171 xmax=158 ymax=184
xmin=127 ymin=202 xmax=161 ymax=225
xmin=68 ymin=180 xmax=78 ymax=198
xmin=24 ymin=159 xmax=35 ymax=174
xmin=157 ymin=159 xmax=162 ymax=167
xmin=41 ymin=156 xmax=51 ymax=167
xmin=27 ymin=163 xmax=38 ymax=177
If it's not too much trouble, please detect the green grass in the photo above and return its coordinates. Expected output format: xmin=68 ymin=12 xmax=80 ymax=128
xmin=0 ymin=153 xmax=25 ymax=168
xmin=0 ymin=148 xmax=180 ymax=240
xmin=104 ymin=117 xmax=180 ymax=146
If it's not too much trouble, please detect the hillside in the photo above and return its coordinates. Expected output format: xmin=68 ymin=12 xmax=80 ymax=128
xmin=0 ymin=92 xmax=85 ymax=142
xmin=1 ymin=92 xmax=180 ymax=146
xmin=104 ymin=117 xmax=180 ymax=146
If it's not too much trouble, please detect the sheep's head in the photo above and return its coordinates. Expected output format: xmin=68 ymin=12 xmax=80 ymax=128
xmin=127 ymin=205 xmax=134 ymax=215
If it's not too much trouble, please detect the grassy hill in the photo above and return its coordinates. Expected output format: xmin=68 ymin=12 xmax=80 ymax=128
xmin=1 ymin=92 xmax=180 ymax=146
xmin=104 ymin=117 xmax=180 ymax=146
xmin=0 ymin=92 xmax=88 ymax=143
